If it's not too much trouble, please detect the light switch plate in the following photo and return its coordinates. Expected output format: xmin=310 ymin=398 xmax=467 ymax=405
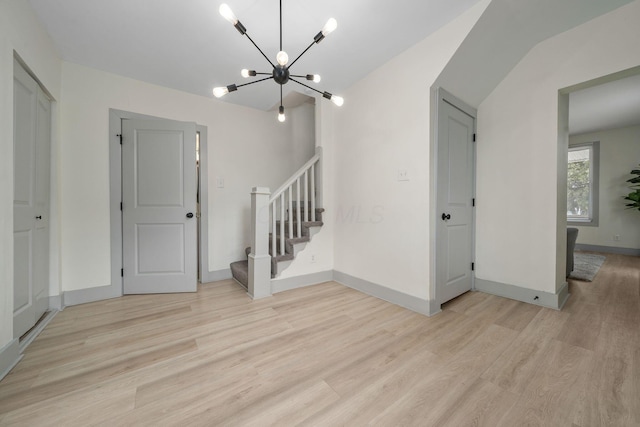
xmin=397 ymin=169 xmax=409 ymax=181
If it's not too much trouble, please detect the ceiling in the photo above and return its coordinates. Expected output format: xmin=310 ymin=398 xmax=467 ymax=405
xmin=569 ymin=73 xmax=640 ymax=135
xmin=27 ymin=0 xmax=482 ymax=111
xmin=27 ymin=0 xmax=640 ymax=132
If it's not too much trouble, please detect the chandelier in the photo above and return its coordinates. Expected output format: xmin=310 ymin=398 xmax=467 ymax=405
xmin=213 ymin=1 xmax=344 ymax=122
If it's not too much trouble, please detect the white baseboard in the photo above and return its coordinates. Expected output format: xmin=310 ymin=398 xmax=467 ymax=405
xmin=475 ymin=278 xmax=569 ymax=310
xmin=19 ymin=310 xmax=58 ymax=353
xmin=333 ymin=270 xmax=432 ymax=316
xmin=63 ymin=284 xmax=122 ymax=307
xmin=0 ymin=339 xmax=22 ymax=382
xmin=201 ymin=268 xmax=232 ymax=283
xmin=575 ymin=244 xmax=640 ymax=256
xmin=271 ymin=270 xmax=334 ymax=294
xmin=49 ymin=294 xmax=64 ymax=311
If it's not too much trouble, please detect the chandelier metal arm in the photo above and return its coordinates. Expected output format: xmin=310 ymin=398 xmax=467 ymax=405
xmin=236 ymin=76 xmax=274 ymax=89
xmin=289 ymin=77 xmax=324 ymax=96
xmin=244 ymin=33 xmax=276 ymax=69
xmin=280 ymin=0 xmax=283 ymax=51
xmin=287 ymin=40 xmax=316 ymax=70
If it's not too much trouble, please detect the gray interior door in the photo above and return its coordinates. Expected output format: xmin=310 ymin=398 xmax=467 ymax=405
xmin=436 ymin=97 xmax=475 ymax=305
xmin=13 ymin=59 xmax=51 ymax=338
xmin=122 ymin=119 xmax=198 ymax=294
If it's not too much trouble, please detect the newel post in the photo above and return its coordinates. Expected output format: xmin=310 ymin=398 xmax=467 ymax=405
xmin=248 ymin=187 xmax=272 ymax=299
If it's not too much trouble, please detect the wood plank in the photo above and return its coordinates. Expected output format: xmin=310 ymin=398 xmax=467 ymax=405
xmin=0 ymin=254 xmax=638 ymax=425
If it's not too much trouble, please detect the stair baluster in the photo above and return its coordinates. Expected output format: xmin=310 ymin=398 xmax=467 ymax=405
xmin=311 ymin=164 xmax=316 ymax=222
xmin=296 ymin=178 xmax=302 ymax=238
xmin=304 ymin=170 xmax=309 ymax=222
xmin=280 ymin=194 xmax=285 ymax=255
xmin=288 ymin=186 xmax=293 ymax=239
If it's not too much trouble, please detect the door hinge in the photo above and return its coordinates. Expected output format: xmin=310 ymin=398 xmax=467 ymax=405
xmin=471 ymin=262 xmax=475 ymax=271
xmin=473 ymin=133 xmax=476 ymax=142
xmin=121 ymin=268 xmax=124 ymax=277
xmin=472 ymin=198 xmax=475 ymax=207
xmin=117 ymin=134 xmax=123 ymax=144
xmin=120 ymin=202 xmax=123 ymax=211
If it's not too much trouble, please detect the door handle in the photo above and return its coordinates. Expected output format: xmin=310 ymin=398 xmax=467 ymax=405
xmin=441 ymin=213 xmax=451 ymax=221
xmin=35 ymin=215 xmax=42 ymax=220
xmin=186 ymin=212 xmax=194 ymax=219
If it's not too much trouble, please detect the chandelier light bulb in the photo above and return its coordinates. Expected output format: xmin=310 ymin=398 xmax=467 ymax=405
xmin=278 ymin=106 xmax=286 ymax=122
xmin=331 ymin=95 xmax=344 ymax=107
xmin=213 ymin=86 xmax=229 ymax=98
xmin=306 ymin=74 xmax=321 ymax=83
xmin=322 ymin=18 xmax=338 ymax=36
xmin=241 ymin=69 xmax=256 ymax=78
xmin=276 ymin=51 xmax=289 ymax=66
xmin=219 ymin=4 xmax=238 ymax=25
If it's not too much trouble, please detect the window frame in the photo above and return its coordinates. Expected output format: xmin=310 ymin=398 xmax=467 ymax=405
xmin=567 ymin=141 xmax=600 ymax=227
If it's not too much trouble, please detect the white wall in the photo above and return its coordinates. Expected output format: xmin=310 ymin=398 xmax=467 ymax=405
xmin=476 ymin=0 xmax=640 ymax=293
xmin=0 ymin=0 xmax=61 ymax=352
xmin=289 ymin=101 xmax=316 ymax=171
xmin=59 ymin=62 xmax=315 ymax=291
xmin=570 ymin=125 xmax=640 ymax=249
xmin=331 ymin=0 xmax=490 ymax=301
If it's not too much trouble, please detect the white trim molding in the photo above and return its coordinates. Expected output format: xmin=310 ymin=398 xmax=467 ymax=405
xmin=63 ymin=284 xmax=122 ymax=307
xmin=49 ymin=294 xmax=64 ymax=311
xmin=333 ymin=271 xmax=433 ymax=316
xmin=575 ymin=244 xmax=640 ymax=257
xmin=475 ymin=278 xmax=570 ymax=310
xmin=19 ymin=310 xmax=58 ymax=353
xmin=201 ymin=268 xmax=232 ymax=283
xmin=271 ymin=270 xmax=333 ymax=294
xmin=0 ymin=339 xmax=22 ymax=382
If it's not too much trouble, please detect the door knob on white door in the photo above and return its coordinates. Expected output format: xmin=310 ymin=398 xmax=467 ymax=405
xmin=186 ymin=212 xmax=194 ymax=219
xmin=441 ymin=213 xmax=451 ymax=221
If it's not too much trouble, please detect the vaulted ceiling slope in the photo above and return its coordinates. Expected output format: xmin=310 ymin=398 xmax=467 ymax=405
xmin=27 ymin=0 xmax=482 ymax=111
xmin=434 ymin=0 xmax=635 ymax=109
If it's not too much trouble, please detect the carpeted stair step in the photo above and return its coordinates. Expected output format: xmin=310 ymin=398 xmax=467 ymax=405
xmin=271 ymin=254 xmax=294 ymax=278
xmin=286 ymin=207 xmax=325 ymax=222
xmin=269 ymin=234 xmax=310 ymax=255
xmin=275 ymin=220 xmax=324 ymax=237
xmin=230 ymin=260 xmax=248 ymax=289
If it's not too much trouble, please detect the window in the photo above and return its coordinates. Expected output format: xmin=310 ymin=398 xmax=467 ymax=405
xmin=567 ymin=141 xmax=599 ymax=226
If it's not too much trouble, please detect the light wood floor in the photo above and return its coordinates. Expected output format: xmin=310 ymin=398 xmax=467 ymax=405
xmin=1 ymin=254 xmax=639 ymax=426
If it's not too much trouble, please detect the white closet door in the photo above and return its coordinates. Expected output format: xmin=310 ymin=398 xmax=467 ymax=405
xmin=13 ymin=59 xmax=50 ymax=338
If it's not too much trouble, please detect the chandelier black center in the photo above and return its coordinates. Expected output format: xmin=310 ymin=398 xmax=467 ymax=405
xmin=273 ymin=66 xmax=290 ymax=85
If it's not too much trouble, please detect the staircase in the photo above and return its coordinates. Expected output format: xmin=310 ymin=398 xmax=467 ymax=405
xmin=230 ymin=206 xmax=324 ymax=287
xmin=230 ymin=148 xmax=324 ymax=293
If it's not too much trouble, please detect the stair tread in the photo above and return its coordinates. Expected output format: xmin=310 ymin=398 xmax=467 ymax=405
xmin=230 ymin=260 xmax=249 ymax=288
xmin=276 ymin=221 xmax=324 ymax=228
xmin=269 ymin=234 xmax=310 ymax=244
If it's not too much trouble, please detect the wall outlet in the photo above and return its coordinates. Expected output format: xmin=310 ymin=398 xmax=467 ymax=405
xmin=613 ymin=234 xmax=621 ymax=242
xmin=310 ymin=254 xmax=317 ymax=263
xmin=397 ymin=169 xmax=409 ymax=181
xmin=216 ymin=176 xmax=225 ymax=188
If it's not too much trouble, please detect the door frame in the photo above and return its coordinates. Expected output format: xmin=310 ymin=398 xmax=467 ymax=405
xmin=430 ymin=87 xmax=477 ymax=314
xmin=65 ymin=109 xmax=209 ymax=304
